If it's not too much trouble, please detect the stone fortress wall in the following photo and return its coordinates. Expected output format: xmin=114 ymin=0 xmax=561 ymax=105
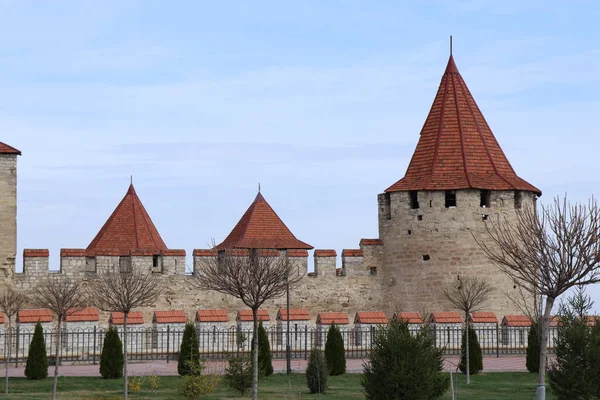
xmin=8 ymin=243 xmax=385 ymax=327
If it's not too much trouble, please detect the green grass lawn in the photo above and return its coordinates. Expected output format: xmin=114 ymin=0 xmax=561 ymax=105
xmin=0 ymin=372 xmax=552 ymax=399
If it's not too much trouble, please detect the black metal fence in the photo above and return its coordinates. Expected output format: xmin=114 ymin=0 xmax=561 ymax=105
xmin=0 ymin=324 xmax=557 ymax=365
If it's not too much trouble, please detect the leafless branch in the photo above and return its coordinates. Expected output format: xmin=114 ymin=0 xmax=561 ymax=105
xmin=443 ymin=276 xmax=492 ymax=317
xmin=0 ymin=291 xmax=26 ymax=322
xmin=33 ymin=276 xmax=86 ymax=320
xmin=33 ymin=275 xmax=86 ymax=400
xmin=476 ymin=195 xmax=600 ymax=396
xmin=193 ymin=248 xmax=303 ymax=311
xmin=87 ymin=268 xmax=163 ymax=314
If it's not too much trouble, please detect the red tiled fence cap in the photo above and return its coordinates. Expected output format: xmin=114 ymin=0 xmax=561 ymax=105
xmin=342 ymin=249 xmax=363 ymax=257
xmin=237 ymin=309 xmax=270 ymax=322
xmin=314 ymin=250 xmax=336 ymax=257
xmin=23 ymin=249 xmax=49 ymax=257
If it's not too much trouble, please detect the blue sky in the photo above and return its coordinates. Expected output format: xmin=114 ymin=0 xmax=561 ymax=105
xmin=1 ymin=1 xmax=600 ymax=309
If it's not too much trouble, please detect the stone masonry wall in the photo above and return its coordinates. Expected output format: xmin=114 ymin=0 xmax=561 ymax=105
xmin=10 ymin=249 xmax=382 ymax=328
xmin=378 ymin=189 xmax=536 ymax=320
xmin=0 ymin=154 xmax=17 ymax=287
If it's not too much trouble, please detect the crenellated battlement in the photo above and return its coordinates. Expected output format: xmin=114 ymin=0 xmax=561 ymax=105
xmin=15 ymin=239 xmax=384 ymax=282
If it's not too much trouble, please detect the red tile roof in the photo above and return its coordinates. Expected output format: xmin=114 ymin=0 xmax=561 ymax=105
xmin=470 ymin=312 xmax=498 ymax=324
xmin=193 ymin=249 xmax=217 ymax=257
xmin=502 ymin=315 xmax=532 ymax=327
xmin=354 ymin=312 xmax=388 ymax=324
xmin=0 ymin=142 xmax=21 ymax=155
xmin=110 ymin=311 xmax=144 ymax=325
xmin=154 ymin=310 xmax=187 ymax=324
xmin=216 ymin=192 xmax=313 ymax=250
xmin=18 ymin=309 xmax=53 ymax=324
xmin=237 ymin=309 xmax=270 ymax=322
xmin=65 ymin=308 xmax=99 ymax=322
xmin=314 ymin=250 xmax=337 ymax=257
xmin=23 ymin=249 xmax=49 ymax=257
xmin=86 ymin=184 xmax=167 ymax=256
xmin=287 ymin=249 xmax=309 ymax=257
xmin=393 ymin=312 xmax=424 ymax=324
xmin=317 ymin=312 xmax=350 ymax=325
xmin=196 ymin=310 xmax=228 ymax=323
xmin=61 ymin=248 xmax=87 ymax=257
xmin=277 ymin=308 xmax=310 ymax=321
xmin=0 ymin=312 xmax=4 ymax=324
xmin=385 ymin=55 xmax=540 ymax=196
xmin=360 ymin=239 xmax=383 ymax=246
xmin=161 ymin=249 xmax=186 ymax=257
xmin=342 ymin=249 xmax=363 ymax=257
xmin=431 ymin=312 xmax=462 ymax=324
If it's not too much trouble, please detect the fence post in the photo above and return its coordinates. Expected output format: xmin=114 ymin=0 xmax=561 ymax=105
xmin=15 ymin=326 xmax=19 ymax=368
xmin=166 ymin=325 xmax=170 ymax=363
xmin=93 ymin=326 xmax=97 ymax=365
xmin=496 ymin=323 xmax=500 ymax=358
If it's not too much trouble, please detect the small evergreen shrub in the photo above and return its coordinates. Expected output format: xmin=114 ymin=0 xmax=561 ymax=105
xmin=306 ymin=348 xmax=328 ymax=394
xmin=549 ymin=288 xmax=600 ymax=399
xmin=24 ymin=322 xmax=48 ymax=380
xmin=224 ymin=356 xmax=253 ymax=396
xmin=251 ymin=321 xmax=273 ymax=377
xmin=324 ymin=324 xmax=346 ymax=375
xmin=100 ymin=326 xmax=124 ymax=379
xmin=362 ymin=321 xmax=449 ymax=400
xmin=178 ymin=360 xmax=219 ymax=400
xmin=459 ymin=325 xmax=483 ymax=375
xmin=526 ymin=321 xmax=540 ymax=373
xmin=178 ymin=322 xmax=200 ymax=376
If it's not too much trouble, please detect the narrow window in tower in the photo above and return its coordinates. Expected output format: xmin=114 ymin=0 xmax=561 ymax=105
xmin=480 ymin=190 xmax=490 ymax=208
xmin=445 ymin=190 xmax=457 ymax=208
xmin=417 ymin=215 xmax=423 ymax=221
xmin=514 ymin=190 xmax=523 ymax=209
xmin=409 ymin=191 xmax=419 ymax=209
xmin=153 ymin=255 xmax=160 ymax=268
xmin=422 ymin=254 xmax=430 ymax=261
xmin=407 ymin=230 xmax=412 ymax=235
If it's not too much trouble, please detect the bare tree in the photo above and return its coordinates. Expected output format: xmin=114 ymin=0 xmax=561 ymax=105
xmin=443 ymin=276 xmax=491 ymax=384
xmin=193 ymin=248 xmax=302 ymax=400
xmin=478 ymin=196 xmax=600 ymax=400
xmin=33 ymin=276 xmax=86 ymax=400
xmin=87 ymin=268 xmax=162 ymax=400
xmin=0 ymin=290 xmax=26 ymax=394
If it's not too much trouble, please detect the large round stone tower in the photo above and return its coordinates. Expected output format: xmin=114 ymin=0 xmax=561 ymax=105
xmin=378 ymin=54 xmax=541 ymax=318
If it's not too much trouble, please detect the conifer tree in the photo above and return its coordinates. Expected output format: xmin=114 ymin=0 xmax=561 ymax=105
xmin=362 ymin=321 xmax=449 ymax=399
xmin=100 ymin=326 xmax=124 ymax=379
xmin=526 ymin=322 xmax=541 ymax=373
xmin=251 ymin=322 xmax=273 ymax=377
xmin=178 ymin=322 xmax=200 ymax=376
xmin=24 ymin=322 xmax=48 ymax=380
xmin=459 ymin=325 xmax=483 ymax=375
xmin=306 ymin=348 xmax=328 ymax=394
xmin=324 ymin=324 xmax=346 ymax=375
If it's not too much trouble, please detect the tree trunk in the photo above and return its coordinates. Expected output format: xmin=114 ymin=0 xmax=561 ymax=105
xmin=124 ymin=312 xmax=129 ymax=400
xmin=536 ymin=296 xmax=555 ymax=400
xmin=52 ymin=318 xmax=62 ymax=400
xmin=251 ymin=308 xmax=259 ymax=400
xmin=5 ymin=320 xmax=10 ymax=394
xmin=465 ymin=313 xmax=470 ymax=384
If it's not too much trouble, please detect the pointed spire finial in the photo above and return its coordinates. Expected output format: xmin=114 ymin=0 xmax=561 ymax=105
xmin=130 ymin=175 xmax=133 ymax=185
xmin=258 ymin=182 xmax=261 ymax=193
xmin=450 ymin=35 xmax=453 ymax=56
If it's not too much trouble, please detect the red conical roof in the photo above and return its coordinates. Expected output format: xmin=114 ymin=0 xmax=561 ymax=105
xmin=0 ymin=142 xmax=21 ymax=155
xmin=86 ymin=184 xmax=167 ymax=256
xmin=216 ymin=192 xmax=313 ymax=250
xmin=386 ymin=55 xmax=540 ymax=195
